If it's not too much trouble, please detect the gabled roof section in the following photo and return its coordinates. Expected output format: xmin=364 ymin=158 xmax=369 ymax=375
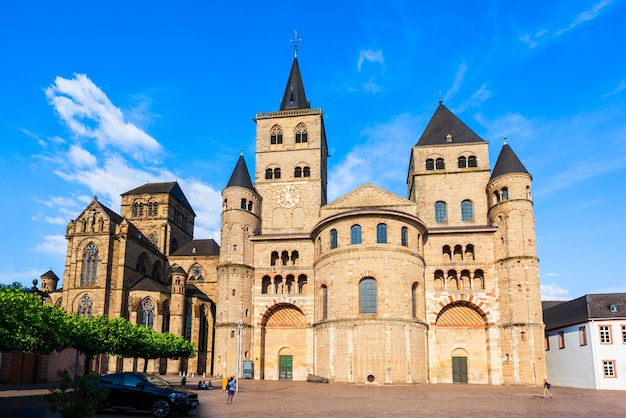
xmin=280 ymin=57 xmax=310 ymax=110
xmin=94 ymin=199 xmax=123 ymax=224
xmin=129 ymin=276 xmax=170 ymax=293
xmin=325 ymin=183 xmax=416 ymax=211
xmin=122 ymin=182 xmax=195 ymax=216
xmin=171 ymin=239 xmax=220 ymax=256
xmin=490 ymin=143 xmax=530 ymax=182
xmin=416 ymin=103 xmax=485 ymax=146
xmin=226 ymin=154 xmax=255 ymax=192
xmin=543 ymin=293 xmax=626 ymax=331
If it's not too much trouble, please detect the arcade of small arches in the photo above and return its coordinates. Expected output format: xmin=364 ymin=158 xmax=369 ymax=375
xmin=269 ymin=123 xmax=309 ymax=146
xmin=425 ymin=155 xmax=478 ymax=171
xmin=434 ymin=269 xmax=485 ymax=291
xmin=261 ymin=274 xmax=308 ymax=294
xmin=442 ymin=244 xmax=475 ymax=261
xmin=270 ymin=250 xmax=299 ymax=266
xmin=131 ymin=200 xmax=159 ymax=218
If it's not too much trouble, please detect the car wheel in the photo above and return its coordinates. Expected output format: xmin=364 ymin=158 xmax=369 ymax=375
xmin=152 ymin=398 xmax=171 ymax=418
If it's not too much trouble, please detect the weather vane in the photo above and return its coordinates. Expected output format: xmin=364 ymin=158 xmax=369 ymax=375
xmin=503 ymin=136 xmax=508 ymax=145
xmin=291 ymin=30 xmax=301 ymax=57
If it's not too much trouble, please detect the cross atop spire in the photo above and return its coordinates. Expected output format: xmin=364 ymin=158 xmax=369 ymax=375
xmin=291 ymin=30 xmax=301 ymax=57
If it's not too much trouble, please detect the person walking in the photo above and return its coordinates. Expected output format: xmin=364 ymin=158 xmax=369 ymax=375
xmin=543 ymin=379 xmax=553 ymax=398
xmin=226 ymin=377 xmax=236 ymax=404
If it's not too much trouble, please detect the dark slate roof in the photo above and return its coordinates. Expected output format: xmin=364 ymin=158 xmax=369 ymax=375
xmin=490 ymin=143 xmax=530 ymax=181
xmin=280 ymin=57 xmax=310 ymax=110
xmin=415 ymin=103 xmax=485 ymax=146
xmin=41 ymin=270 xmax=60 ymax=281
xmin=96 ymin=199 xmax=123 ymax=224
xmin=129 ymin=276 xmax=170 ymax=293
xmin=171 ymin=239 xmax=220 ymax=256
xmin=226 ymin=155 xmax=255 ymax=192
xmin=122 ymin=182 xmax=195 ymax=216
xmin=543 ymin=293 xmax=626 ymax=331
xmin=186 ymin=283 xmax=211 ymax=302
xmin=172 ymin=266 xmax=187 ymax=275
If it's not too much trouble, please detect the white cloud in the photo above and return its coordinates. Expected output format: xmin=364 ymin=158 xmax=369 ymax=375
xmin=443 ymin=63 xmax=467 ymax=102
xmin=474 ymin=112 xmax=536 ymax=147
xmin=45 ymin=74 xmax=162 ymax=162
xmin=68 ymin=145 xmax=97 ymax=167
xmin=604 ymin=79 xmax=626 ymax=97
xmin=34 ymin=235 xmax=67 ymax=255
xmin=541 ymin=282 xmax=570 ymax=300
xmin=520 ymin=0 xmax=612 ymax=48
xmin=357 ymin=49 xmax=385 ymax=72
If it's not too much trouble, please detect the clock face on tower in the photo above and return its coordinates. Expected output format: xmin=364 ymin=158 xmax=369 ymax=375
xmin=276 ymin=185 xmax=301 ymax=208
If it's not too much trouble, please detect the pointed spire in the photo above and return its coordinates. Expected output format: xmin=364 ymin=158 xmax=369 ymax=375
xmin=490 ymin=143 xmax=531 ymax=181
xmin=226 ymin=154 xmax=255 ymax=191
xmin=280 ymin=44 xmax=310 ymax=111
xmin=415 ymin=102 xmax=485 ymax=146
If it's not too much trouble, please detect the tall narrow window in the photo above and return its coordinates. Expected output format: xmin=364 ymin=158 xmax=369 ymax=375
xmin=81 ymin=242 xmax=98 ymax=286
xmin=435 ymin=158 xmax=445 ymax=170
xmin=274 ymin=168 xmax=281 ymax=179
xmin=579 ymin=326 xmax=587 ymax=346
xmin=330 ymin=229 xmax=338 ymax=249
xmin=359 ymin=277 xmax=377 ymax=314
xmin=435 ymin=201 xmax=447 ymax=223
xmin=321 ymin=285 xmax=328 ymax=319
xmin=401 ymin=227 xmax=408 ymax=247
xmin=502 ymin=187 xmax=509 ymax=200
xmin=265 ymin=168 xmax=273 ymax=179
xmin=295 ymin=123 xmax=308 ymax=143
xmin=140 ymin=299 xmax=154 ymax=329
xmin=270 ymin=125 xmax=283 ymax=144
xmin=600 ymin=325 xmax=612 ymax=344
xmin=351 ymin=225 xmax=362 ymax=245
xmin=622 ymin=325 xmax=626 ymax=344
xmin=457 ymin=156 xmax=467 ymax=168
xmin=461 ymin=200 xmax=474 ymax=222
xmin=558 ymin=331 xmax=565 ymax=349
xmin=425 ymin=159 xmax=434 ymax=170
xmin=241 ymin=198 xmax=247 ymax=209
xmin=468 ymin=156 xmax=477 ymax=167
xmin=294 ymin=167 xmax=302 ymax=177
xmin=411 ymin=283 xmax=418 ymax=318
xmin=376 ymin=223 xmax=387 ymax=244
xmin=303 ymin=166 xmax=310 ymax=177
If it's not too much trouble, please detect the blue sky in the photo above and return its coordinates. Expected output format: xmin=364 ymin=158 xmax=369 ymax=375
xmin=1 ymin=1 xmax=625 ymax=300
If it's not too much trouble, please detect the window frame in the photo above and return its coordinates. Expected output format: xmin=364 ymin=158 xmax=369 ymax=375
xmin=461 ymin=200 xmax=474 ymax=222
xmin=599 ymin=325 xmax=612 ymax=344
xmin=376 ymin=223 xmax=387 ymax=244
xmin=602 ymin=360 xmax=617 ymax=378
xmin=435 ymin=201 xmax=447 ymax=223
xmin=579 ymin=326 xmax=587 ymax=346
xmin=351 ymin=225 xmax=362 ymax=245
xmin=330 ymin=229 xmax=338 ymax=249
xmin=359 ymin=277 xmax=377 ymax=314
xmin=401 ymin=227 xmax=408 ymax=247
xmin=558 ymin=330 xmax=565 ymax=349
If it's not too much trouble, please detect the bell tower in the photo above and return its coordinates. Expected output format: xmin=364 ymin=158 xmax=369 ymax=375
xmin=253 ymin=43 xmax=328 ymax=233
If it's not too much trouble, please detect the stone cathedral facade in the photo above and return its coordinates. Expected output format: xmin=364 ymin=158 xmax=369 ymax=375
xmin=39 ymin=54 xmax=546 ymax=385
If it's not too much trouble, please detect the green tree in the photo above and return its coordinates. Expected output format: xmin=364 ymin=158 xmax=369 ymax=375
xmin=0 ymin=286 xmax=72 ymax=353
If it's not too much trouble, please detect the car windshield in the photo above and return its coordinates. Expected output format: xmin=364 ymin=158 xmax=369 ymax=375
xmin=144 ymin=374 xmax=171 ymax=387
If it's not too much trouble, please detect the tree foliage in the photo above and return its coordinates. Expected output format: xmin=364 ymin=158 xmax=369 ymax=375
xmin=0 ymin=286 xmax=196 ymax=374
xmin=0 ymin=286 xmax=72 ymax=353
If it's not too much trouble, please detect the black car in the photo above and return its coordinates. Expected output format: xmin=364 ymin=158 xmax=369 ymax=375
xmin=98 ymin=372 xmax=199 ymax=417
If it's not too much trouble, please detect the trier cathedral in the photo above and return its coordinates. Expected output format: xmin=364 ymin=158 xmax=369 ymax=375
xmin=38 ymin=51 xmax=546 ymax=385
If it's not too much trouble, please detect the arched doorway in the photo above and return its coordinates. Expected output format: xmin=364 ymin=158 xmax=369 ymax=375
xmin=260 ymin=303 xmax=307 ymax=380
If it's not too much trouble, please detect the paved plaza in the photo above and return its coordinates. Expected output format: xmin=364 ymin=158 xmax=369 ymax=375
xmin=1 ymin=377 xmax=625 ymax=417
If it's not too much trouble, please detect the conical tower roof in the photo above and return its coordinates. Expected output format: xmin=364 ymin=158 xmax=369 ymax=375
xmin=280 ymin=57 xmax=310 ymax=110
xmin=490 ymin=143 xmax=531 ymax=181
xmin=416 ymin=102 xmax=485 ymax=146
xmin=226 ymin=154 xmax=255 ymax=191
